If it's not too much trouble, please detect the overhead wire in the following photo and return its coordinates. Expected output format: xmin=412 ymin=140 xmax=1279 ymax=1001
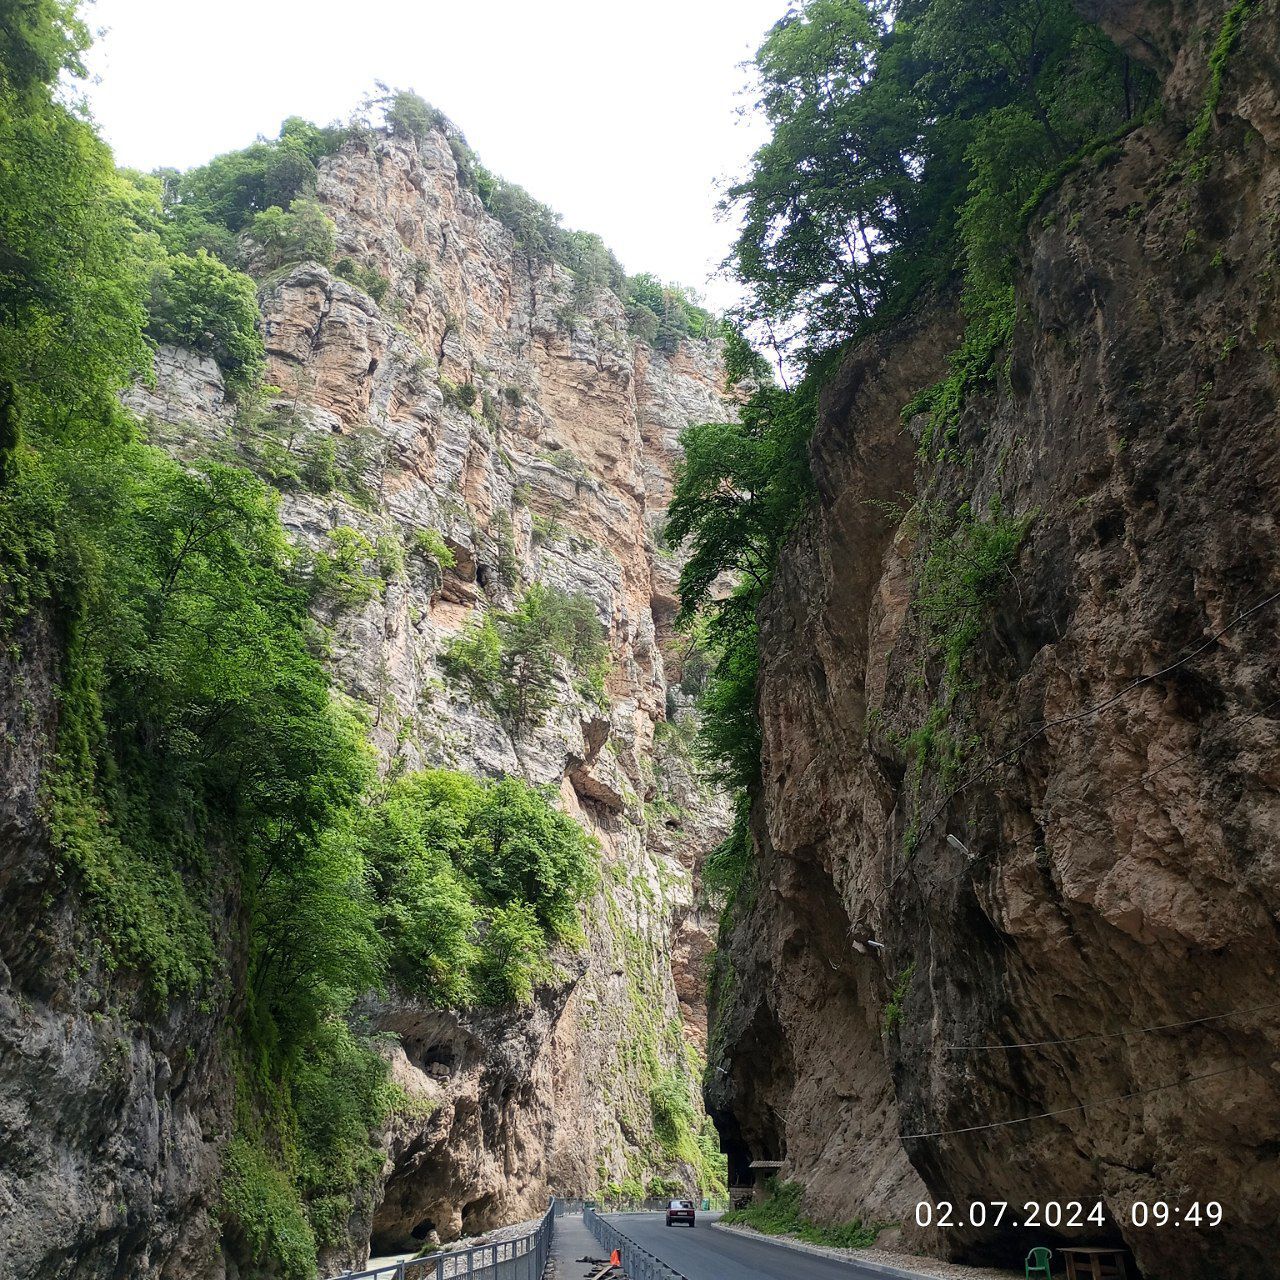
xmin=914 ymin=691 xmax=1280 ymax=903
xmin=908 ymin=585 xmax=1280 ymax=859
xmin=898 ymin=1060 xmax=1262 ymax=1141
xmin=944 ymin=997 xmax=1280 ymax=1052
xmin=868 ymin=587 xmax=1280 ymax=910
xmin=826 ymin=597 xmax=1279 ymax=1143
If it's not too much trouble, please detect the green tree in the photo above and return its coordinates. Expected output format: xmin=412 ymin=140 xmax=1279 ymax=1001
xmin=472 ymin=902 xmax=548 ymax=1004
xmin=171 ymin=138 xmax=317 ymax=234
xmin=145 ymin=249 xmax=265 ymax=394
xmin=0 ymin=11 xmax=149 ymax=479
xmin=724 ymin=0 xmax=1152 ymax=350
xmin=443 ymin=585 xmax=608 ymax=731
xmin=249 ymin=197 xmax=336 ymax=269
xmin=357 ymin=769 xmax=597 ymax=1007
xmin=358 ymin=769 xmax=483 ymax=1004
xmin=464 ymin=777 xmax=596 ymax=938
xmin=722 ymin=0 xmax=911 ymax=342
xmin=625 ymin=274 xmax=713 ymax=352
xmin=381 ymin=87 xmax=441 ymax=142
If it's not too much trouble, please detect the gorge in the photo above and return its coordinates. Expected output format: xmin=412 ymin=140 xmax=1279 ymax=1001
xmin=2 ymin=2 xmax=1278 ymax=1280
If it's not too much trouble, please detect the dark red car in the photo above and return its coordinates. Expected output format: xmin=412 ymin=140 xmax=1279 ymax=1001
xmin=665 ymin=1199 xmax=696 ymax=1228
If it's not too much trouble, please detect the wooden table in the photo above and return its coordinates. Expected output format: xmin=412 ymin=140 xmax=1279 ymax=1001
xmin=1059 ymin=1246 xmax=1129 ymax=1279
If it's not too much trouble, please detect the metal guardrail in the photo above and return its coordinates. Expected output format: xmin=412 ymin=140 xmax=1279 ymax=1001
xmin=332 ymin=1201 xmax=554 ymax=1280
xmin=583 ymin=1206 xmax=692 ymax=1280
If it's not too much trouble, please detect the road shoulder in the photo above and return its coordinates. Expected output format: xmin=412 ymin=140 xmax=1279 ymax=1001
xmin=711 ymin=1222 xmax=1021 ymax=1280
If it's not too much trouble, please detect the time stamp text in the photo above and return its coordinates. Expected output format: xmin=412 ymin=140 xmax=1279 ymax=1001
xmin=915 ymin=1201 xmax=1224 ymax=1229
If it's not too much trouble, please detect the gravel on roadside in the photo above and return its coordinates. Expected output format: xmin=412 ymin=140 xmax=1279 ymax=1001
xmin=712 ymin=1221 xmax=1023 ymax=1280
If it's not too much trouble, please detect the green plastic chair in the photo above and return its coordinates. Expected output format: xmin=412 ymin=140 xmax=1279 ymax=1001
xmin=1026 ymin=1246 xmax=1053 ymax=1278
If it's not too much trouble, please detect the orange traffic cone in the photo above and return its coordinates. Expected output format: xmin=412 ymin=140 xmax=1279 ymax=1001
xmin=610 ymin=1248 xmax=621 ymax=1266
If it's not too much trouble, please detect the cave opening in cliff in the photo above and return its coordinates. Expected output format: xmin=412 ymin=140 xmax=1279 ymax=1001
xmin=461 ymin=1193 xmax=498 ymax=1234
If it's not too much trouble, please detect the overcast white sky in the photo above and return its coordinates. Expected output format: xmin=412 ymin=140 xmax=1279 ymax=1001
xmin=82 ymin=0 xmax=783 ymax=312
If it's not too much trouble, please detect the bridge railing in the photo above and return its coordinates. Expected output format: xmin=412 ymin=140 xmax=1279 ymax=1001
xmin=583 ymin=1205 xmax=692 ymax=1280
xmin=331 ymin=1201 xmax=554 ymax=1280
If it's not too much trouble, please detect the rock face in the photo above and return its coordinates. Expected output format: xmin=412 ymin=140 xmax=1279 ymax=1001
xmin=707 ymin=4 xmax=1280 ymax=1278
xmin=0 ymin=615 xmax=233 ymax=1280
xmin=1 ymin=124 xmax=729 ymax=1278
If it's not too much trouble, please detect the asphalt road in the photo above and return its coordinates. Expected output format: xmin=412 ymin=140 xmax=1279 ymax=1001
xmin=606 ymin=1213 xmax=887 ymax=1280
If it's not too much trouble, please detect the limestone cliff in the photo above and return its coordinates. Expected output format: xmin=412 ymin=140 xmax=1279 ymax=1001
xmin=1 ymin=120 xmax=728 ymax=1278
xmin=706 ymin=3 xmax=1279 ymax=1278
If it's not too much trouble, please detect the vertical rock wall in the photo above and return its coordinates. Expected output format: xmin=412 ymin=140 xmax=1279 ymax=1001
xmin=707 ymin=4 xmax=1280 ymax=1279
xmin=125 ymin=126 xmax=732 ymax=1261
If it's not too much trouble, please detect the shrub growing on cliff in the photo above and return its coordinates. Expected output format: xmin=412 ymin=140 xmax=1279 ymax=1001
xmin=248 ymin=197 xmax=336 ymax=269
xmin=358 ymin=769 xmax=597 ymax=1006
xmin=651 ymin=1069 xmax=698 ymax=1155
xmin=411 ymin=526 xmax=456 ymax=570
xmin=443 ymin=584 xmax=608 ymax=731
xmin=145 ymin=249 xmax=265 ymax=395
xmin=473 ymin=902 xmax=549 ymax=1004
xmin=334 ymin=256 xmax=390 ymax=302
xmin=625 ymin=274 xmax=713 ymax=352
xmin=308 ymin=525 xmax=382 ymax=609
xmin=916 ymin=497 xmax=1032 ymax=681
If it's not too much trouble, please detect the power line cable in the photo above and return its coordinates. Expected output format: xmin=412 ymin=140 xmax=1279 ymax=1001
xmin=907 ymin=586 xmax=1280 ymax=867
xmin=944 ymin=997 xmax=1280 ymax=1051
xmin=898 ymin=1060 xmax=1259 ymax=1141
xmin=918 ymin=691 xmax=1280 ymax=902
xmin=871 ymin=594 xmax=1280 ymax=909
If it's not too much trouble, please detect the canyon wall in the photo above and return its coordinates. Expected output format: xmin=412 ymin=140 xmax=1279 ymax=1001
xmin=706 ymin=3 xmax=1280 ymax=1278
xmin=1 ymin=122 xmax=729 ymax=1277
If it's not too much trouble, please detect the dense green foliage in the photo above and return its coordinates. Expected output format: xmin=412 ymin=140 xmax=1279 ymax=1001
xmin=723 ymin=1178 xmax=880 ymax=1247
xmin=725 ymin=0 xmax=1154 ymax=352
xmin=443 ymin=583 xmax=609 ymax=730
xmin=0 ymin=3 xmax=147 ymax=481
xmin=624 ymin=272 xmax=714 ymax=352
xmin=666 ymin=335 xmax=832 ymax=800
xmin=0 ymin=14 xmax=598 ymax=1277
xmin=158 ymin=114 xmax=349 ymax=247
xmin=360 ymin=770 xmax=597 ymax=1006
xmin=144 ymin=249 xmax=266 ymax=393
xmin=249 ymin=197 xmax=337 ymax=271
